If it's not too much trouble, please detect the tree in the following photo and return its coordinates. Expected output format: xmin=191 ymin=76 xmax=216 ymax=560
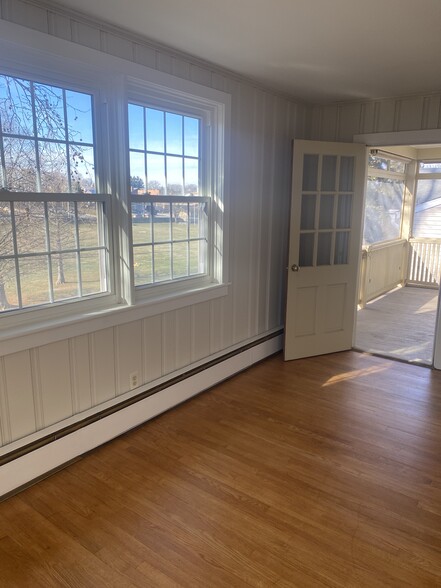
xmin=0 ymin=74 xmax=95 ymax=310
xmin=130 ymin=175 xmax=145 ymax=192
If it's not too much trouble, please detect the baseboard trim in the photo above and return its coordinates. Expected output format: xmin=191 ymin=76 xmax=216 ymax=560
xmin=0 ymin=331 xmax=283 ymax=500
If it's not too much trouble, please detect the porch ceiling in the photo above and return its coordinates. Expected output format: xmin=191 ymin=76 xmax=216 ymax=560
xmin=53 ymin=0 xmax=441 ymax=103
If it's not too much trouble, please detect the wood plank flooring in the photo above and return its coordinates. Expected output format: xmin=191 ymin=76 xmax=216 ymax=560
xmin=1 ymin=351 xmax=441 ymax=587
xmin=355 ymin=286 xmax=438 ymax=365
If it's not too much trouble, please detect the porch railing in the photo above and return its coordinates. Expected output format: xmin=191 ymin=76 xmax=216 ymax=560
xmin=408 ymin=238 xmax=441 ymax=287
xmin=358 ymin=237 xmax=441 ymax=308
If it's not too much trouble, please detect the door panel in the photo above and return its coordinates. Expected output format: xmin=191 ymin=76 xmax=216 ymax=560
xmin=284 ymin=140 xmax=367 ymax=360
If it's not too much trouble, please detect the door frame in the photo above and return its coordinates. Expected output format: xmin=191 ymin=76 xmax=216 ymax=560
xmin=354 ymin=129 xmax=441 ymax=370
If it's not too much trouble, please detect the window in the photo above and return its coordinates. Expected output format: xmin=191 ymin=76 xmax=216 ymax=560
xmin=0 ymin=73 xmax=110 ymax=314
xmin=128 ymin=105 xmax=208 ymax=285
xmin=0 ymin=32 xmax=228 ymax=342
xmin=413 ymin=161 xmax=441 ymax=238
xmin=363 ymin=154 xmax=406 ymax=245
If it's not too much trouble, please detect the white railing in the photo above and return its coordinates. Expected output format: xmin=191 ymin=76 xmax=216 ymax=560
xmin=408 ymin=238 xmax=441 ymax=286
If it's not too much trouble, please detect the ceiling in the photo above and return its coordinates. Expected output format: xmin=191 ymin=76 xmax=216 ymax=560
xmin=54 ymin=0 xmax=441 ymax=104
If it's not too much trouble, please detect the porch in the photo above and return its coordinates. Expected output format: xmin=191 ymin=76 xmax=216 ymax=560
xmin=356 ymin=234 xmax=440 ymax=364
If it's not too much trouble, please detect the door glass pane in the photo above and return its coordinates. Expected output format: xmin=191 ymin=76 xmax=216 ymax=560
xmin=321 ymin=156 xmax=337 ymax=191
xmin=319 ymin=194 xmax=334 ymax=229
xmin=299 ymin=233 xmax=314 ymax=267
xmin=317 ymin=232 xmax=332 ymax=265
xmin=302 ymin=155 xmax=318 ymax=191
xmin=339 ymin=156 xmax=354 ymax=191
xmin=335 ymin=231 xmax=349 ymax=264
xmin=301 ymin=194 xmax=316 ymax=230
xmin=337 ymin=194 xmax=352 ymax=229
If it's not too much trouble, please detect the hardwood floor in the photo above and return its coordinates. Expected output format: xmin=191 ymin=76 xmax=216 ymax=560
xmin=1 ymin=351 xmax=441 ymax=587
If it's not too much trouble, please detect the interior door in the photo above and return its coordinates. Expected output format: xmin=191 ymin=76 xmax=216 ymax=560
xmin=284 ymin=140 xmax=367 ymax=360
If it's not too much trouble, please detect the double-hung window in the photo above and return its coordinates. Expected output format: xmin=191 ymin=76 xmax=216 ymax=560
xmin=126 ymin=79 xmax=226 ymax=301
xmin=0 ymin=72 xmax=110 ymax=318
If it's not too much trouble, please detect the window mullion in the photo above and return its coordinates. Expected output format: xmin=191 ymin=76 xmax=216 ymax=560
xmin=30 ymin=82 xmax=42 ymax=192
xmin=43 ymin=201 xmax=55 ymax=303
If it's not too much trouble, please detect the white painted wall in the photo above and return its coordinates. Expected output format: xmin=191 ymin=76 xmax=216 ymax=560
xmin=0 ymin=0 xmax=307 ymax=453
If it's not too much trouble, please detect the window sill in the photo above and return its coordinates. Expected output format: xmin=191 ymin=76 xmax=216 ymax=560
xmin=0 ymin=282 xmax=229 ymax=356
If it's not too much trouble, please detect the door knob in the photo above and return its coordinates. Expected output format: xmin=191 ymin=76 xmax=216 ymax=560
xmin=291 ymin=264 xmax=299 ymax=272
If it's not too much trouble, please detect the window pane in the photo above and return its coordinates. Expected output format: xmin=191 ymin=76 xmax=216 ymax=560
xmin=413 ymin=178 xmax=441 ymax=237
xmin=335 ymin=232 xmax=349 ymax=264
xmin=78 ymin=202 xmax=100 ymax=248
xmin=301 ymin=194 xmax=316 ymax=230
xmin=1 ymin=259 xmax=18 ymax=309
xmin=34 ymin=83 xmax=65 ymax=141
xmin=0 ymin=203 xmax=14 ymax=256
xmin=48 ymin=202 xmax=76 ymax=250
xmin=66 ymin=90 xmax=94 ymax=145
xmin=302 ymin=154 xmax=318 ymax=191
xmin=131 ymin=203 xmax=152 ymax=244
xmin=184 ymin=117 xmax=199 ymax=157
xmin=133 ymin=245 xmax=153 ymax=286
xmin=190 ymin=240 xmax=205 ymax=275
xmin=165 ymin=112 xmax=183 ymax=155
xmin=4 ymin=138 xmax=37 ymax=192
xmin=153 ymin=210 xmax=171 ymax=242
xmin=14 ymin=201 xmax=47 ymax=253
xmin=81 ymin=249 xmax=106 ymax=295
xmin=146 ymin=154 xmax=165 ymax=193
xmin=299 ymin=233 xmax=314 ymax=267
xmin=146 ymin=108 xmax=164 ymax=153
xmin=321 ymin=156 xmax=337 ymax=191
xmin=172 ymin=241 xmax=188 ymax=278
xmin=363 ymin=177 xmax=404 ymax=245
xmin=130 ymin=152 xmax=146 ymax=194
xmin=339 ymin=156 xmax=354 ymax=192
xmin=166 ymin=156 xmax=184 ymax=194
xmin=190 ymin=203 xmax=207 ymax=239
xmin=337 ymin=194 xmax=352 ymax=229
xmin=172 ymin=204 xmax=188 ymax=241
xmin=19 ymin=256 xmax=50 ymax=308
xmin=39 ymin=141 xmax=69 ymax=192
xmin=154 ymin=243 xmax=172 ymax=282
xmin=0 ymin=75 xmax=33 ymax=136
xmin=69 ymin=145 xmax=95 ymax=193
xmin=51 ymin=252 xmax=79 ymax=301
xmin=319 ymin=194 xmax=334 ymax=229
xmin=184 ymin=158 xmax=199 ymax=194
xmin=128 ymin=103 xmax=144 ymax=150
xmin=317 ymin=232 xmax=332 ymax=266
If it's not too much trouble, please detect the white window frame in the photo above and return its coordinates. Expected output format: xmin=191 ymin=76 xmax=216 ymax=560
xmin=0 ymin=21 xmax=230 ymax=354
xmin=125 ymin=77 xmax=226 ymax=304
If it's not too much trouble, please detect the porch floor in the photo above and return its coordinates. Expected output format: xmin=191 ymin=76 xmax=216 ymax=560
xmin=355 ymin=285 xmax=438 ymax=365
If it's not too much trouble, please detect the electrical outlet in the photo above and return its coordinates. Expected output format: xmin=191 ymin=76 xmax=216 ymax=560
xmin=129 ymin=371 xmax=139 ymax=390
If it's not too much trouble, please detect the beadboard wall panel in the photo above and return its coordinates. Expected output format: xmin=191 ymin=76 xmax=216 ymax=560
xmin=311 ymin=93 xmax=441 ymax=141
xmin=0 ymin=1 xmax=304 ymax=450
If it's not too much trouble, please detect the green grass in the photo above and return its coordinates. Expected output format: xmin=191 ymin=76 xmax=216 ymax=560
xmin=1 ymin=219 xmax=205 ymax=310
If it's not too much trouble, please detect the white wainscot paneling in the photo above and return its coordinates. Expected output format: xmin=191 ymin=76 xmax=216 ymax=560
xmin=89 ymin=327 xmax=116 ymax=405
xmin=69 ymin=335 xmax=92 ymax=414
xmin=1 ymin=351 xmax=35 ymax=444
xmin=143 ymin=315 xmax=163 ymax=383
xmin=116 ymin=320 xmax=143 ymax=394
xmin=191 ymin=301 xmax=211 ymax=363
xmin=36 ymin=340 xmax=73 ymax=428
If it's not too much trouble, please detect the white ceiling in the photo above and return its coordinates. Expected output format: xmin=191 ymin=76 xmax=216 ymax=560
xmin=54 ymin=0 xmax=441 ymax=104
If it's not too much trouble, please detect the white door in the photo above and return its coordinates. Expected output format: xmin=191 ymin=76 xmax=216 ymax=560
xmin=284 ymin=140 xmax=367 ymax=360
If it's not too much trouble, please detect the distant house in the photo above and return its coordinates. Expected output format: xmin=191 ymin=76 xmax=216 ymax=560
xmin=413 ymin=197 xmax=441 ymax=238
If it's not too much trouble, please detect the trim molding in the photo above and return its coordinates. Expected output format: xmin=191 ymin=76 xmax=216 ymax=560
xmin=0 ymin=331 xmax=283 ymax=500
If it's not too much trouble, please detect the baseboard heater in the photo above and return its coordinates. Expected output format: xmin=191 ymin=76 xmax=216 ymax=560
xmin=0 ymin=329 xmax=283 ymax=500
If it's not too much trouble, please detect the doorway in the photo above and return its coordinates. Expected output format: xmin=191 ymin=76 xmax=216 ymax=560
xmin=354 ymin=145 xmax=441 ymax=365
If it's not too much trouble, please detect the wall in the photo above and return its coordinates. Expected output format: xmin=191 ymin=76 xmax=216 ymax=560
xmin=0 ymin=0 xmax=308 ymax=458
